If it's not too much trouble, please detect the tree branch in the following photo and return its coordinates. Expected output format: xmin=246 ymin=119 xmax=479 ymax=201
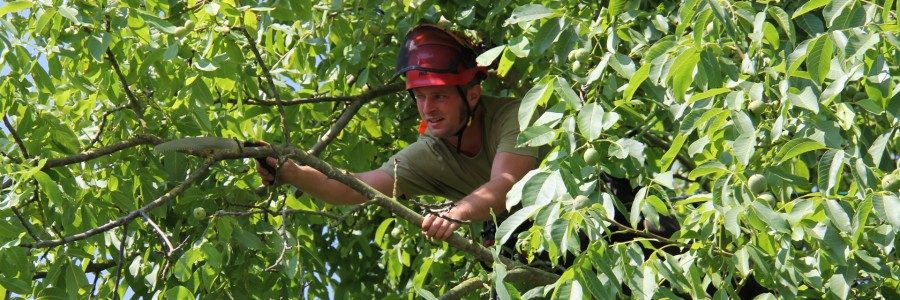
xmin=214 ymin=146 xmax=561 ymax=286
xmin=441 ymin=268 xmax=541 ymax=300
xmin=19 ymin=159 xmax=216 ymax=249
xmin=237 ymin=26 xmax=292 ymax=145
xmin=212 ymin=208 xmax=342 ymax=220
xmin=140 ymin=211 xmax=175 ymax=257
xmin=105 ymin=50 xmax=145 ymax=117
xmin=239 ymin=82 xmax=404 ymax=106
xmin=3 ymin=115 xmax=30 ymax=158
xmin=113 ymin=223 xmax=128 ymax=300
xmin=309 ymin=97 xmax=367 ymax=156
xmin=12 ymin=207 xmax=43 ymax=242
xmin=89 ymin=105 xmax=129 ymax=149
xmin=42 ymin=134 xmax=164 ymax=170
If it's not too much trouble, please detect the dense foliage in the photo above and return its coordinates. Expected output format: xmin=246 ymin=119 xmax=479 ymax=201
xmin=0 ymin=0 xmax=897 ymax=298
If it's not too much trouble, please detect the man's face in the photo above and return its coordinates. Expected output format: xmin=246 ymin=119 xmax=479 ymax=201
xmin=413 ymin=85 xmax=469 ymax=139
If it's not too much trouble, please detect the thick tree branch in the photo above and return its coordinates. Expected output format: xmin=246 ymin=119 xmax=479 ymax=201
xmin=19 ymin=159 xmax=216 ymax=249
xmin=441 ymin=268 xmax=540 ymax=300
xmin=42 ymin=134 xmax=164 ymax=170
xmin=140 ymin=211 xmax=175 ymax=257
xmin=214 ymin=146 xmax=561 ymax=286
xmin=237 ymin=26 xmax=292 ymax=145
xmin=3 ymin=115 xmax=30 ymax=158
xmin=105 ymin=50 xmax=145 ymax=117
xmin=241 ymin=82 xmax=404 ymax=106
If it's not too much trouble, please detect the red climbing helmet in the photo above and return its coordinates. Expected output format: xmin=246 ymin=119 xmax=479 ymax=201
xmin=395 ymin=24 xmax=487 ymax=90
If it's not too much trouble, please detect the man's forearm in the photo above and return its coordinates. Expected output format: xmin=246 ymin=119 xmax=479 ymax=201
xmin=454 ymin=178 xmax=514 ymax=222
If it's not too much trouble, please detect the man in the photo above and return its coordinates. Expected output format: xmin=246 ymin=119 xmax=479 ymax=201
xmin=257 ymin=24 xmax=538 ymax=241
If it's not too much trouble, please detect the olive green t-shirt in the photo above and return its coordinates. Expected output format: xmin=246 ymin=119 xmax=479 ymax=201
xmin=378 ymin=97 xmax=538 ymax=200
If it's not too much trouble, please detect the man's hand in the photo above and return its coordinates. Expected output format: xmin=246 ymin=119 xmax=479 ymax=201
xmin=421 ymin=208 xmax=465 ymax=241
xmin=256 ymin=157 xmax=298 ymax=186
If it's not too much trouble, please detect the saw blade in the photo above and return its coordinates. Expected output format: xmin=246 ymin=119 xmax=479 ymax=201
xmin=153 ymin=137 xmax=241 ymax=155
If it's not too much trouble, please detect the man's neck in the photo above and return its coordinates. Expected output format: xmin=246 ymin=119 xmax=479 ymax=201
xmin=445 ymin=107 xmax=484 ymax=157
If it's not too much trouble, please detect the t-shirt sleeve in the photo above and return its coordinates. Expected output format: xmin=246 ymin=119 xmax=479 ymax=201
xmin=377 ymin=139 xmax=443 ymax=198
xmin=493 ymin=101 xmax=539 ymax=158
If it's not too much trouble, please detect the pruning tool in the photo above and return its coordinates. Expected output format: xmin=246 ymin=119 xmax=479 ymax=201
xmin=153 ymin=137 xmax=278 ymax=184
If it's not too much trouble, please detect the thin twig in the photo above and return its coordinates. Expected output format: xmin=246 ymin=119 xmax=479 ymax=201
xmin=266 ymin=199 xmax=291 ymax=272
xmin=238 ymin=82 xmax=404 ymax=106
xmin=112 ymin=223 xmax=129 ymax=300
xmin=11 ymin=207 xmax=42 ymax=242
xmin=19 ymin=159 xmax=216 ymax=248
xmin=88 ymin=267 xmax=100 ymax=299
xmin=105 ymin=50 xmax=145 ymax=117
xmin=3 ymin=115 xmax=30 ymax=158
xmin=237 ymin=26 xmax=291 ymax=145
xmin=0 ymin=149 xmax=22 ymax=164
xmin=597 ymin=211 xmax=732 ymax=257
xmin=89 ymin=105 xmax=128 ymax=148
xmin=140 ymin=211 xmax=175 ymax=256
xmin=309 ymin=97 xmax=366 ymax=156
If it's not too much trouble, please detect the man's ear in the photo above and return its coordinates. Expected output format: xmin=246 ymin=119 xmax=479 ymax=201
xmin=467 ymin=84 xmax=482 ymax=106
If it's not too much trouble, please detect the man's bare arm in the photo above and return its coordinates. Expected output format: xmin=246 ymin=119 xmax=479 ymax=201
xmin=259 ymin=157 xmax=395 ymax=205
xmin=421 ymin=152 xmax=536 ymax=239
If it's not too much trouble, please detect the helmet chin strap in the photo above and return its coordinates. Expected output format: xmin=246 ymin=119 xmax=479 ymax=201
xmin=453 ymin=86 xmax=475 ymax=154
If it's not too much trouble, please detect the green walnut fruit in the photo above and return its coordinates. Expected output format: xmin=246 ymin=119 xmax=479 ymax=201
xmin=748 ymin=100 xmax=766 ymax=114
xmin=572 ymin=60 xmax=585 ymax=73
xmin=390 ymin=227 xmax=402 ymax=238
xmin=882 ymin=174 xmax=900 ymax=192
xmin=192 ymin=207 xmax=207 ymax=219
xmin=757 ymin=192 xmax=776 ymax=204
xmin=583 ymin=147 xmax=600 ymax=165
xmin=748 ymin=174 xmax=767 ymax=194
xmin=574 ymin=195 xmax=591 ymax=209
xmin=567 ymin=48 xmax=590 ymax=62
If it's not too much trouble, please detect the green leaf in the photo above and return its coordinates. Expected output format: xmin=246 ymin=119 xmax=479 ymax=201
xmin=518 ymin=82 xmax=553 ymax=131
xmin=504 ymin=4 xmax=555 ymax=26
xmin=668 ymin=46 xmax=700 ymax=101
xmin=792 ymin=0 xmax=832 ymax=19
xmin=867 ymin=131 xmax=891 ymax=165
xmin=554 ymin=77 xmax=582 ymax=110
xmin=871 ymin=193 xmax=900 ymax=229
xmin=577 ymin=103 xmax=605 ymax=142
xmin=824 ymin=200 xmax=852 ymax=234
xmin=164 ymin=285 xmax=194 ymax=300
xmin=775 ymin=138 xmax=825 ymax=164
xmin=415 ymin=287 xmax=439 ymax=300
xmin=87 ymin=33 xmax=112 ymax=62
xmin=826 ymin=273 xmax=850 ymax=300
xmin=533 ymin=18 xmax=563 ymax=55
xmin=688 ymin=161 xmax=728 ymax=180
xmin=477 ymin=45 xmax=505 ymax=67
xmin=659 ymin=134 xmax=687 ymax=171
xmin=497 ymin=204 xmax=543 ymax=244
xmin=725 ymin=207 xmax=742 ymax=238
xmin=817 ymin=149 xmax=845 ymax=195
xmin=689 ymin=87 xmax=730 ymax=104
xmin=139 ymin=12 xmax=178 ymax=34
xmin=630 ymin=187 xmax=648 ymax=227
xmin=789 ymin=86 xmax=820 ymax=113
xmin=806 ymin=35 xmax=834 ymax=85
xmin=58 ymin=6 xmax=80 ymax=23
xmin=517 ymin=125 xmax=556 ymax=147
xmin=623 ymin=63 xmax=650 ymax=102
xmin=750 ymin=202 xmax=790 ymax=234
xmin=33 ymin=171 xmax=64 ymax=207
xmin=0 ymin=1 xmax=32 ymax=16
xmin=608 ymin=0 xmax=629 ymax=20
